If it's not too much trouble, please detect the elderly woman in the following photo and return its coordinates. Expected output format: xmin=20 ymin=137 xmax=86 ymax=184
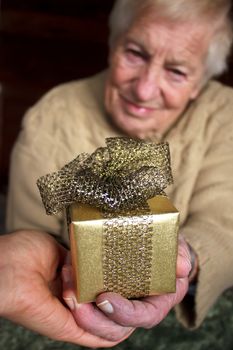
xmin=6 ymin=0 xmax=233 ymax=346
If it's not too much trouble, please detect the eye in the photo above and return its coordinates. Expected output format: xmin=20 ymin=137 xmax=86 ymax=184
xmin=169 ymin=68 xmax=186 ymax=77
xmin=166 ymin=67 xmax=187 ymax=82
xmin=125 ymin=48 xmax=145 ymax=63
xmin=126 ymin=48 xmax=143 ymax=58
xmin=124 ymin=44 xmax=148 ymax=64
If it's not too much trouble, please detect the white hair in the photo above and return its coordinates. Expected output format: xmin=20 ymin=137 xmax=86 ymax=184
xmin=109 ymin=0 xmax=233 ymax=81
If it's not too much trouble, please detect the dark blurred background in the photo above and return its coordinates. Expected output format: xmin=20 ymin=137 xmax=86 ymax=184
xmin=0 ymin=0 xmax=233 ymax=193
xmin=1 ymin=2 xmax=233 ymax=349
xmin=0 ymin=0 xmax=233 ymax=192
xmin=1 ymin=0 xmax=233 ymax=194
xmin=0 ymin=0 xmax=114 ymax=192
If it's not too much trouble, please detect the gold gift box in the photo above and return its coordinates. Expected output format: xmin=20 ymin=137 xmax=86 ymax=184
xmin=68 ymin=195 xmax=179 ymax=303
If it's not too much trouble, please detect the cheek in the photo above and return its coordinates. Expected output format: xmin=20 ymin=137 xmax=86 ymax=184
xmin=110 ymin=53 xmax=136 ymax=87
xmin=110 ymin=65 xmax=131 ymax=88
xmin=105 ymin=74 xmax=119 ymax=112
xmin=164 ymin=85 xmax=193 ymax=109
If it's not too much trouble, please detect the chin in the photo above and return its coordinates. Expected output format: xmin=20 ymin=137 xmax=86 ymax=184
xmin=113 ymin=116 xmax=157 ymax=140
xmin=129 ymin=130 xmax=157 ymax=140
xmin=119 ymin=124 xmax=156 ymax=140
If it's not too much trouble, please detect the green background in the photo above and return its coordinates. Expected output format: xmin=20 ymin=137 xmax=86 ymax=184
xmin=1 ymin=289 xmax=233 ymax=350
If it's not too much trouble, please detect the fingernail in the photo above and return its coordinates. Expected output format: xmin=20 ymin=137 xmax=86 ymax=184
xmin=97 ymin=300 xmax=114 ymax=314
xmin=63 ymin=296 xmax=80 ymax=311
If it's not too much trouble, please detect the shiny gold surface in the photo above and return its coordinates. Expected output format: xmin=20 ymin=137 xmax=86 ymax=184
xmin=37 ymin=137 xmax=177 ymax=302
xmin=70 ymin=217 xmax=104 ymax=303
xmin=69 ymin=195 xmax=179 ymax=303
xmin=37 ymin=137 xmax=172 ymax=215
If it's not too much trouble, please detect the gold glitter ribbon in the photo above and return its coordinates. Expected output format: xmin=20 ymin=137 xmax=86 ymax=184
xmin=37 ymin=137 xmax=172 ymax=214
xmin=37 ymin=137 xmax=173 ymax=298
xmin=103 ymin=207 xmax=154 ymax=298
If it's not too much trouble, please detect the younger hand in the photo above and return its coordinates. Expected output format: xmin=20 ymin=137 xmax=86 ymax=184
xmin=0 ymin=230 xmax=121 ymax=348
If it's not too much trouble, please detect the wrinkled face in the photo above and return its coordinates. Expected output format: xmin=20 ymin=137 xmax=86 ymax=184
xmin=105 ymin=10 xmax=211 ymax=139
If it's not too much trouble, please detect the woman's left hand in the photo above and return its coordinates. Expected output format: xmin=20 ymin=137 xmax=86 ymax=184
xmin=62 ymin=236 xmax=191 ymax=342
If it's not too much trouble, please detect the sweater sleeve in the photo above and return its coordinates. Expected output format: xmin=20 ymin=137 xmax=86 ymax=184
xmin=6 ymin=98 xmax=66 ymax=244
xmin=175 ymin=102 xmax=233 ymax=328
xmin=6 ymin=73 xmax=110 ymax=246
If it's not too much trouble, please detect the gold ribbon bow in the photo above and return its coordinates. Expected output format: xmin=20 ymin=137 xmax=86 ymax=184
xmin=37 ymin=137 xmax=174 ymax=299
xmin=37 ymin=137 xmax=173 ymax=215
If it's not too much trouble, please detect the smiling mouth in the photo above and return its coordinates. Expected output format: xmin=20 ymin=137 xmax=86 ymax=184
xmin=120 ymin=95 xmax=159 ymax=117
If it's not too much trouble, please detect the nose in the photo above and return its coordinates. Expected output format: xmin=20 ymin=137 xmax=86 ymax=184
xmin=133 ymin=67 xmax=161 ymax=102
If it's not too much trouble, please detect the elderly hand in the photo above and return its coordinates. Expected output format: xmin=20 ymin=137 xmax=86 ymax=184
xmin=62 ymin=236 xmax=191 ymax=342
xmin=0 ymin=230 xmax=122 ymax=348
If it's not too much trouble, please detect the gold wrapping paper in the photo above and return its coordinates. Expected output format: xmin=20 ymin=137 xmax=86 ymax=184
xmin=68 ymin=195 xmax=179 ymax=303
xmin=37 ymin=137 xmax=178 ymax=302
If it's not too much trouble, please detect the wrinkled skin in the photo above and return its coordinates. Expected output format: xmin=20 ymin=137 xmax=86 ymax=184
xmin=105 ymin=10 xmax=211 ymax=139
xmin=63 ymin=236 xmax=191 ymax=343
xmin=0 ymin=230 xmax=190 ymax=347
xmin=0 ymin=231 xmax=120 ymax=348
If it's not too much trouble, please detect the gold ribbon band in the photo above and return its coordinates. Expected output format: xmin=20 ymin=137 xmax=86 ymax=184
xmin=103 ymin=205 xmax=153 ymax=298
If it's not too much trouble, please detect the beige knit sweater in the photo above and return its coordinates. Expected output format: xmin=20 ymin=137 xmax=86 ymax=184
xmin=6 ymin=71 xmax=233 ymax=329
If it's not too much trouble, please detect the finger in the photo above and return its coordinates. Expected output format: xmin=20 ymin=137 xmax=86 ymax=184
xmin=48 ymin=247 xmax=67 ymax=299
xmin=96 ymin=277 xmax=189 ymax=329
xmin=65 ymin=251 xmax=71 ymax=265
xmin=2 ymin=233 xmax=118 ymax=348
xmin=67 ymin=299 xmax=135 ymax=342
xmin=37 ymin=296 xmax=118 ymax=348
xmin=62 ymin=265 xmax=135 ymax=342
xmin=10 ymin=278 xmax=117 ymax=348
xmin=57 ymin=242 xmax=69 ymax=266
xmin=176 ymin=236 xmax=191 ymax=278
xmin=62 ymin=264 xmax=74 ymax=291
